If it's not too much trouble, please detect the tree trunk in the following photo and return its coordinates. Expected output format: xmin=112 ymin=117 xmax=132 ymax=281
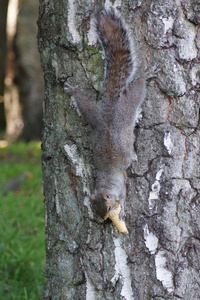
xmin=38 ymin=1 xmax=200 ymax=299
xmin=0 ymin=0 xmax=8 ymax=96
xmin=0 ymin=0 xmax=9 ymax=129
xmin=4 ymin=0 xmax=23 ymax=141
xmin=15 ymin=0 xmax=44 ymax=141
xmin=4 ymin=0 xmax=44 ymax=142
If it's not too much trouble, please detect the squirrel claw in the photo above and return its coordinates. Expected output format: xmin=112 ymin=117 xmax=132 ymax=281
xmin=119 ymin=208 xmax=126 ymax=220
xmin=64 ymin=82 xmax=75 ymax=95
xmin=144 ymin=63 xmax=160 ymax=79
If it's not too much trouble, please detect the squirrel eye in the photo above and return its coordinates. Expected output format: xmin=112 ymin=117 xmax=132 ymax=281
xmin=108 ymin=206 xmax=111 ymax=211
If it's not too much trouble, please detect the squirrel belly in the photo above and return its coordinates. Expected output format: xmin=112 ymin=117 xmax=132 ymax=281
xmin=64 ymin=8 xmax=158 ymax=221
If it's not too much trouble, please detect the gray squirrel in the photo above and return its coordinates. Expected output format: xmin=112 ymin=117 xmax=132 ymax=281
xmin=64 ymin=8 xmax=158 ymax=221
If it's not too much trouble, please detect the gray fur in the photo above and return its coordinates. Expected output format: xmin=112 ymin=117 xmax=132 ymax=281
xmin=64 ymin=9 xmax=158 ymax=220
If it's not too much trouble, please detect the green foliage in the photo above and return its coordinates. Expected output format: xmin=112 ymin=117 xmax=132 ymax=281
xmin=0 ymin=142 xmax=45 ymax=300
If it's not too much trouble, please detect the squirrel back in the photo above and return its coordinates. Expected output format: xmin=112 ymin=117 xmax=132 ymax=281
xmin=95 ymin=9 xmax=137 ymax=101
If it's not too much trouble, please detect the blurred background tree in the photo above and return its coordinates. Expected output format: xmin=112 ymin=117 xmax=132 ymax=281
xmin=0 ymin=0 xmax=44 ymax=143
xmin=0 ymin=0 xmax=9 ymax=130
xmin=0 ymin=1 xmax=45 ymax=299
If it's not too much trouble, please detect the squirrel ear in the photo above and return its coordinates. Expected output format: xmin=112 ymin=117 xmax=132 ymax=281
xmin=90 ymin=194 xmax=96 ymax=201
xmin=103 ymin=194 xmax=110 ymax=201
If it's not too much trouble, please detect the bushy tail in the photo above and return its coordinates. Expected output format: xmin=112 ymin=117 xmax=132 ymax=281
xmin=95 ymin=9 xmax=137 ymax=101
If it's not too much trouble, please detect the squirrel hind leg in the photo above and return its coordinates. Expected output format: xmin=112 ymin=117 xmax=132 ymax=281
xmin=64 ymin=81 xmax=102 ymax=129
xmin=143 ymin=63 xmax=160 ymax=80
xmin=64 ymin=82 xmax=76 ymax=95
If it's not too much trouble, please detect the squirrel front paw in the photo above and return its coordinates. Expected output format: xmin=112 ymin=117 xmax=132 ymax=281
xmin=119 ymin=207 xmax=126 ymax=220
xmin=144 ymin=63 xmax=160 ymax=79
xmin=64 ymin=82 xmax=76 ymax=95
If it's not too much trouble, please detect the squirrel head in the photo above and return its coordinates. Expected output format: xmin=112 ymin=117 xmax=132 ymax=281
xmin=91 ymin=193 xmax=119 ymax=220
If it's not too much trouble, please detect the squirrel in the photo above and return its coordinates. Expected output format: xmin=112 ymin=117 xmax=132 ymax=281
xmin=64 ymin=8 xmax=158 ymax=221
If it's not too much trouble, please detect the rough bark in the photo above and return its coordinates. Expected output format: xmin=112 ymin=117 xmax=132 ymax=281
xmin=38 ymin=1 xmax=200 ymax=299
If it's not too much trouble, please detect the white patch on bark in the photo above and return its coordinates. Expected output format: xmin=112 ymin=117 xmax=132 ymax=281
xmin=64 ymin=143 xmax=84 ymax=177
xmin=63 ymin=143 xmax=93 ymax=218
xmin=85 ymin=272 xmax=96 ymax=300
xmin=52 ymin=58 xmax=59 ymax=78
xmin=105 ymin=0 xmax=121 ymax=9
xmin=161 ymin=16 xmax=174 ymax=34
xmin=148 ymin=169 xmax=163 ymax=211
xmin=113 ymin=0 xmax=122 ymax=8
xmin=87 ymin=18 xmax=98 ymax=46
xmin=155 ymin=251 xmax=174 ymax=293
xmin=143 ymin=224 xmax=158 ymax=255
xmin=105 ymin=0 xmax=113 ymax=9
xmin=143 ymin=225 xmax=174 ymax=293
xmin=178 ymin=21 xmax=197 ymax=61
xmin=69 ymin=96 xmax=82 ymax=117
xmin=55 ymin=177 xmax=62 ymax=215
xmin=172 ymin=63 xmax=187 ymax=96
xmin=68 ymin=0 xmax=81 ymax=43
xmin=164 ymin=132 xmax=173 ymax=155
xmin=190 ymin=65 xmax=200 ymax=86
xmin=111 ymin=238 xmax=134 ymax=300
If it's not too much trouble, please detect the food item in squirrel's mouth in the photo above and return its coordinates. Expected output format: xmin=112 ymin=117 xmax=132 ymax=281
xmin=108 ymin=205 xmax=128 ymax=234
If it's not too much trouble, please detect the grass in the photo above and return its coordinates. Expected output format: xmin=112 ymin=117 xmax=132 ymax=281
xmin=0 ymin=142 xmax=45 ymax=300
